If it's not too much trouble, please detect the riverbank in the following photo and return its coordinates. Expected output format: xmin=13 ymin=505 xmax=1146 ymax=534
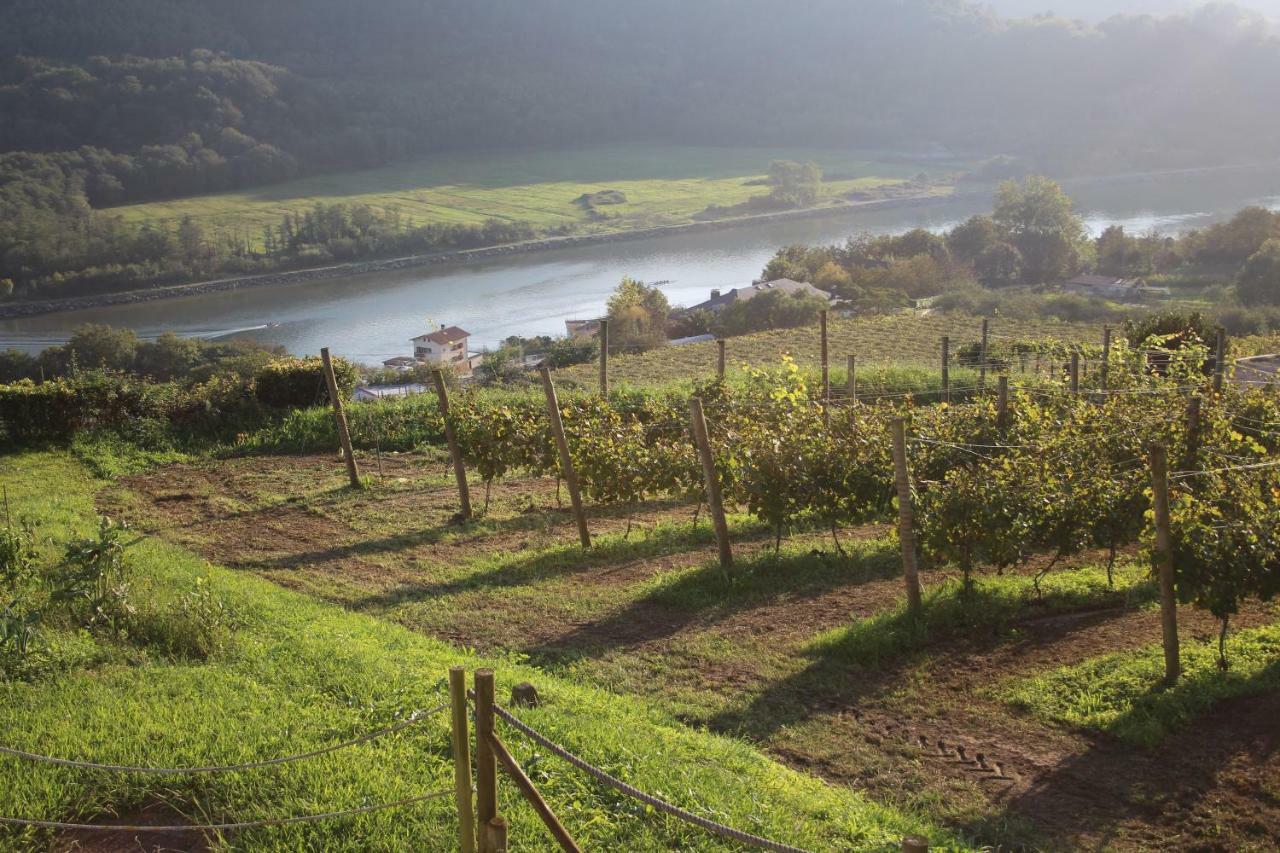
xmin=0 ymin=188 xmax=972 ymax=320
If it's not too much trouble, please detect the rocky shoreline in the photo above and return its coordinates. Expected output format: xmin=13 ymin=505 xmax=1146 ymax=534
xmin=0 ymin=190 xmax=982 ymax=320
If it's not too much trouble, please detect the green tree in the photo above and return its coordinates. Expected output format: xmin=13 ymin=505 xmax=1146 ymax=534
xmin=992 ymin=176 xmax=1087 ymax=284
xmin=64 ymin=324 xmax=139 ymax=372
xmin=607 ymin=277 xmax=670 ymax=351
xmin=768 ymin=160 xmax=823 ymax=207
xmin=1237 ymin=238 xmax=1280 ymax=306
xmin=947 ymin=215 xmax=1002 ymax=265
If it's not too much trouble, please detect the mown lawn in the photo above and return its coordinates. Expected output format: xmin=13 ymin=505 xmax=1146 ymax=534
xmin=0 ymin=452 xmax=966 ymax=852
xmin=108 ymin=145 xmax=965 ymax=247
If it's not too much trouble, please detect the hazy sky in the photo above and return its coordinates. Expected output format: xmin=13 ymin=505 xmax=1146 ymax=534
xmin=987 ymin=0 xmax=1280 ymax=19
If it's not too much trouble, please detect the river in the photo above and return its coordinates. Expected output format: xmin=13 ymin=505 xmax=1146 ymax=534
xmin=4 ymin=165 xmax=1280 ymax=363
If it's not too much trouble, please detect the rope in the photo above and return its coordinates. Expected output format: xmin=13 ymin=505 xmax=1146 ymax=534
xmin=0 ymin=702 xmax=449 ymax=775
xmin=0 ymin=791 xmax=451 ymax=833
xmin=491 ymin=703 xmax=813 ymax=853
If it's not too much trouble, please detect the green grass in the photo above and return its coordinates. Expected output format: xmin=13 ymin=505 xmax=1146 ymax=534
xmin=1001 ymin=620 xmax=1280 ymax=747
xmin=109 ymin=145 xmax=966 ymax=248
xmin=0 ymin=452 xmax=969 ymax=851
xmin=805 ymin=561 xmax=1156 ymax=669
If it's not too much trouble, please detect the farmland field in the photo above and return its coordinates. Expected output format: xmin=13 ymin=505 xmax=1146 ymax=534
xmin=109 ymin=145 xmax=964 ymax=247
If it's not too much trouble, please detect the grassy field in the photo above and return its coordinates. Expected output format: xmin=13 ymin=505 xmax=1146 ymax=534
xmin=109 ymin=145 xmax=965 ymax=247
xmin=0 ymin=453 xmax=964 ymax=851
xmin=83 ymin=445 xmax=1280 ymax=850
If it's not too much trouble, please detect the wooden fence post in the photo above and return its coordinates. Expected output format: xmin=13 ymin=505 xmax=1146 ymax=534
xmin=1149 ymin=445 xmax=1181 ymax=684
xmin=598 ymin=318 xmax=609 ymax=397
xmin=1069 ymin=352 xmax=1080 ymax=395
xmin=690 ymin=397 xmax=733 ymax=575
xmin=1212 ymin=327 xmax=1226 ymax=394
xmin=539 ymin=368 xmax=591 ymax=549
xmin=474 ymin=669 xmax=499 ymax=852
xmin=487 ymin=731 xmax=581 ymax=852
xmin=890 ymin=418 xmax=923 ymax=613
xmin=320 ymin=347 xmax=361 ymax=488
xmin=433 ymin=369 xmax=473 ymax=520
xmin=997 ymin=375 xmax=1009 ymax=434
xmin=1183 ymin=394 xmax=1202 ymax=474
xmin=717 ymin=339 xmax=726 ymax=381
xmin=978 ymin=318 xmax=989 ymax=395
xmin=449 ymin=667 xmax=477 ymax=853
xmin=1101 ymin=325 xmax=1112 ymax=390
xmin=846 ymin=354 xmax=857 ymax=402
xmin=940 ymin=336 xmax=950 ymax=403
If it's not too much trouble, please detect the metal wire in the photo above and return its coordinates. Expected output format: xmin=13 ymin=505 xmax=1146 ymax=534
xmin=0 ymin=702 xmax=449 ymax=775
xmin=0 ymin=791 xmax=451 ymax=833
xmin=491 ymin=702 xmax=813 ymax=853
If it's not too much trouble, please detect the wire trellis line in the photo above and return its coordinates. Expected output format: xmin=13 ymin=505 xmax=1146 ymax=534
xmin=0 ymin=791 xmax=452 ymax=833
xmin=0 ymin=702 xmax=449 ymax=775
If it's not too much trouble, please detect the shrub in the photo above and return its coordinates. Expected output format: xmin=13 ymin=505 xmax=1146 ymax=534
xmin=254 ymin=356 xmax=356 ymax=409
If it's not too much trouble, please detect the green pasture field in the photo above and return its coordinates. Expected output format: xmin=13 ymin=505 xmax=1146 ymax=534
xmin=108 ymin=145 xmax=966 ymax=247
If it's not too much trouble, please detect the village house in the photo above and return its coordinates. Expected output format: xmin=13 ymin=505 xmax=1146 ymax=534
xmin=1061 ymin=274 xmax=1167 ymax=301
xmin=397 ymin=325 xmax=473 ymax=375
xmin=565 ymin=319 xmax=602 ymax=339
xmin=685 ymin=278 xmax=835 ymax=313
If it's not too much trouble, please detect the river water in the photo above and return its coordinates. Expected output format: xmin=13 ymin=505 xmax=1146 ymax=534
xmin=4 ymin=166 xmax=1280 ymax=362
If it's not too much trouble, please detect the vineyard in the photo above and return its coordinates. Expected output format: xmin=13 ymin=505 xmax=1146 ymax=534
xmin=8 ymin=320 xmax=1279 ymax=849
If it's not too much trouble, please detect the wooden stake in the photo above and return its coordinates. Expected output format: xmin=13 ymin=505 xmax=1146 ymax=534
xmin=449 ymin=667 xmax=477 ymax=853
xmin=901 ymin=836 xmax=930 ymax=853
xmin=978 ymin=318 xmax=989 ymax=395
xmin=433 ymin=369 xmax=473 ymax=520
xmin=1149 ymin=445 xmax=1181 ymax=684
xmin=598 ymin=318 xmax=609 ymax=397
xmin=488 ymin=732 xmax=582 ymax=852
xmin=1212 ymin=326 xmax=1226 ymax=394
xmin=689 ymin=397 xmax=733 ymax=575
xmin=485 ymin=818 xmax=508 ymax=853
xmin=1069 ymin=352 xmax=1080 ymax=395
xmin=539 ymin=368 xmax=591 ymax=549
xmin=890 ymin=418 xmax=923 ymax=613
xmin=820 ymin=310 xmax=830 ymax=409
xmin=475 ymin=669 xmax=499 ymax=852
xmin=940 ymin=336 xmax=950 ymax=403
xmin=1101 ymin=326 xmax=1112 ymax=390
xmin=716 ymin=339 xmax=726 ymax=381
xmin=997 ymin=375 xmax=1009 ymax=434
xmin=846 ymin=354 xmax=857 ymax=402
xmin=320 ymin=347 xmax=361 ymax=488
xmin=1183 ymin=395 xmax=1202 ymax=474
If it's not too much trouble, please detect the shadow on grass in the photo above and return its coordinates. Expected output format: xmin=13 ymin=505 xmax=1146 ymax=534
xmin=707 ymin=570 xmax=1157 ymax=742
xmin=518 ymin=539 xmax=903 ymax=665
xmin=991 ymin=660 xmax=1280 ymax=849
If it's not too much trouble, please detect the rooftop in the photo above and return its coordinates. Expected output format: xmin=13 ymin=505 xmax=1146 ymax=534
xmin=413 ymin=325 xmax=470 ymax=345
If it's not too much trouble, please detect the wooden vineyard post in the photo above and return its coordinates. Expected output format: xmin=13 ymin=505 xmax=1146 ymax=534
xmin=1069 ymin=352 xmax=1080 ymax=395
xmin=475 ymin=669 xmax=502 ymax=853
xmin=1212 ymin=326 xmax=1226 ymax=394
xmin=846 ymin=354 xmax=857 ymax=402
xmin=539 ymin=368 xmax=591 ymax=549
xmin=1183 ymin=394 xmax=1202 ymax=473
xmin=890 ymin=418 xmax=923 ymax=614
xmin=433 ymin=369 xmax=473 ymax=520
xmin=449 ymin=667 xmax=477 ymax=853
xmin=820 ymin=310 xmax=830 ymax=425
xmin=940 ymin=336 xmax=950 ymax=403
xmin=1149 ymin=445 xmax=1182 ymax=684
xmin=978 ymin=318 xmax=989 ymax=395
xmin=689 ymin=397 xmax=734 ymax=575
xmin=598 ymin=318 xmax=609 ymax=397
xmin=487 ymin=731 xmax=581 ymax=852
xmin=1101 ymin=325 xmax=1112 ymax=391
xmin=997 ymin=375 xmax=1009 ymax=434
xmin=320 ymin=347 xmax=361 ymax=488
xmin=717 ymin=339 xmax=726 ymax=381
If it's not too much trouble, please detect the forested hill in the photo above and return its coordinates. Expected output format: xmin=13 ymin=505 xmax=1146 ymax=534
xmin=3 ymin=0 xmax=1280 ymax=177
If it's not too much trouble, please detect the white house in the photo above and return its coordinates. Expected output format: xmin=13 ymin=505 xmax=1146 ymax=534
xmin=411 ymin=325 xmax=472 ymax=374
